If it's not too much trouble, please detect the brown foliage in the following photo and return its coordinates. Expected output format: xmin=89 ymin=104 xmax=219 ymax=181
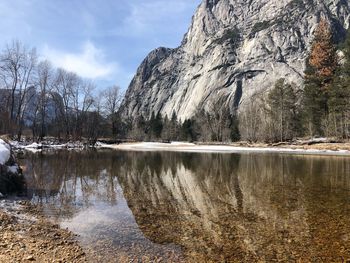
xmin=308 ymin=19 xmax=338 ymax=86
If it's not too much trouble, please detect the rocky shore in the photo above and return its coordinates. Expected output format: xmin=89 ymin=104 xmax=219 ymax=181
xmin=0 ymin=139 xmax=89 ymax=262
xmin=0 ymin=200 xmax=87 ymax=262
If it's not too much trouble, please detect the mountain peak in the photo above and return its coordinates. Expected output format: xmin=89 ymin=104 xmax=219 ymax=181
xmin=120 ymin=0 xmax=350 ymax=120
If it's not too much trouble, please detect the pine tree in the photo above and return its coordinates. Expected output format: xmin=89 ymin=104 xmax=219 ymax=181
xmin=130 ymin=115 xmax=147 ymax=141
xmin=149 ymin=112 xmax=163 ymax=139
xmin=267 ymin=79 xmax=298 ymax=142
xmin=303 ymin=19 xmax=338 ymax=136
xmin=148 ymin=112 xmax=156 ymax=139
xmin=170 ymin=111 xmax=179 ymax=141
xmin=180 ymin=119 xmax=196 ymax=142
xmin=229 ymin=114 xmax=240 ymax=142
xmin=308 ymin=20 xmax=338 ymax=84
xmin=161 ymin=115 xmax=170 ymax=142
xmin=329 ymin=29 xmax=350 ymax=139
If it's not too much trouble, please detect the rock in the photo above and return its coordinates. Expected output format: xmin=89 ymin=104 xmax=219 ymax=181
xmin=25 ymin=255 xmax=35 ymax=261
xmin=0 ymin=140 xmax=26 ymax=196
xmin=120 ymin=0 xmax=350 ymax=121
xmin=0 ymin=139 xmax=11 ymax=165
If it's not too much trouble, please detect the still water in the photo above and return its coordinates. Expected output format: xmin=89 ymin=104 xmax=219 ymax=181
xmin=20 ymin=150 xmax=350 ymax=262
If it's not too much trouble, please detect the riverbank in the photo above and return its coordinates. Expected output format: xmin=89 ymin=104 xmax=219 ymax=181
xmin=99 ymin=141 xmax=350 ymax=156
xmin=6 ymin=137 xmax=350 ymax=156
xmin=0 ymin=139 xmax=89 ymax=262
xmin=10 ymin=141 xmax=87 ymax=153
xmin=0 ymin=199 xmax=87 ymax=262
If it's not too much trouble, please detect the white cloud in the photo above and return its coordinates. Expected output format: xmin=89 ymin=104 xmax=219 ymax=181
xmin=42 ymin=41 xmax=118 ymax=79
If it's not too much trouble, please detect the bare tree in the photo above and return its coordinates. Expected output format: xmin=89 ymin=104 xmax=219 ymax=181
xmin=266 ymin=79 xmax=299 ymax=142
xmin=206 ymin=100 xmax=232 ymax=142
xmin=238 ymin=95 xmax=264 ymax=142
xmin=36 ymin=60 xmax=54 ymax=139
xmin=0 ymin=40 xmax=37 ymax=139
xmin=52 ymin=68 xmax=80 ymax=139
xmin=101 ymin=85 xmax=122 ymax=136
xmin=74 ymin=80 xmax=95 ymax=139
xmin=85 ymin=92 xmax=103 ymax=145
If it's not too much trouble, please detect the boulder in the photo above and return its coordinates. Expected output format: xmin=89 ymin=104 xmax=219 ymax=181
xmin=0 ymin=139 xmax=26 ymax=196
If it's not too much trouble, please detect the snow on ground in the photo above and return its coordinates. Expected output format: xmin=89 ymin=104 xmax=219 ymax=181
xmin=0 ymin=139 xmax=11 ymax=165
xmin=170 ymin=142 xmax=196 ymax=146
xmin=7 ymin=165 xmax=19 ymax=174
xmin=9 ymin=141 xmax=86 ymax=153
xmin=24 ymin=143 xmax=42 ymax=149
xmin=99 ymin=142 xmax=350 ymax=156
xmin=7 ymin=140 xmax=350 ymax=156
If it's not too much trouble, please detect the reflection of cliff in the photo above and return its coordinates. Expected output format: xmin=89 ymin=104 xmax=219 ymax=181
xmin=117 ymin=152 xmax=350 ymax=262
xmin=21 ymin=150 xmax=350 ymax=261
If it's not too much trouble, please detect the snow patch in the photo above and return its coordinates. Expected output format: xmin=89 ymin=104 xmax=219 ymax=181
xmin=100 ymin=142 xmax=350 ymax=156
xmin=10 ymin=140 xmax=84 ymax=152
xmin=8 ymin=165 xmax=19 ymax=174
xmin=24 ymin=143 xmax=42 ymax=149
xmin=170 ymin=142 xmax=196 ymax=146
xmin=0 ymin=139 xmax=11 ymax=165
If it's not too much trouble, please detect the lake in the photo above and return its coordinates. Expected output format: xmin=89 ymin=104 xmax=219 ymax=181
xmin=19 ymin=150 xmax=350 ymax=262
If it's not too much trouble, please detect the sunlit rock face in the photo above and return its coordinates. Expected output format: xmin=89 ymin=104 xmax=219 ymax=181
xmin=120 ymin=0 xmax=350 ymax=120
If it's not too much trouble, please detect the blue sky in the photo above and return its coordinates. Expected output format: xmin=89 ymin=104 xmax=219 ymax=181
xmin=0 ymin=0 xmax=201 ymax=91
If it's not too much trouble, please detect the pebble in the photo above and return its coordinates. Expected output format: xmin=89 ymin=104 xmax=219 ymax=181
xmin=25 ymin=255 xmax=35 ymax=261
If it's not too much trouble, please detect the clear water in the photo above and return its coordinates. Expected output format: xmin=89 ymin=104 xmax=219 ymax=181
xmin=20 ymin=150 xmax=350 ymax=262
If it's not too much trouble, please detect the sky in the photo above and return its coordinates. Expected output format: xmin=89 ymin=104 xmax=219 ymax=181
xmin=0 ymin=0 xmax=201 ymax=91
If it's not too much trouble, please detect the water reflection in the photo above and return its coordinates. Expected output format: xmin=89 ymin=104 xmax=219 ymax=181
xmin=21 ymin=150 xmax=350 ymax=262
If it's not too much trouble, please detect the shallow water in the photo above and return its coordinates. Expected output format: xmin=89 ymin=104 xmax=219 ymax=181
xmin=20 ymin=150 xmax=350 ymax=262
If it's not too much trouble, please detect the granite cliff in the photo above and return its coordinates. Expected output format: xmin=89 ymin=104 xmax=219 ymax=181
xmin=120 ymin=0 xmax=350 ymax=120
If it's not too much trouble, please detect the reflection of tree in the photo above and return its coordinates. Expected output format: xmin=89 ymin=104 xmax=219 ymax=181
xmin=21 ymin=150 xmax=121 ymax=219
xmin=20 ymin=151 xmax=350 ymax=261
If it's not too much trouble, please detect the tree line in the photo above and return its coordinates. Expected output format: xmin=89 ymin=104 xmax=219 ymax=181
xmin=0 ymin=40 xmax=122 ymax=143
xmin=125 ymin=105 xmax=240 ymax=143
xmin=238 ymin=19 xmax=350 ymax=143
xmin=0 ymin=41 xmax=240 ymax=143
xmin=125 ymin=19 xmax=350 ymax=143
xmin=1 ymin=19 xmax=349 ymax=144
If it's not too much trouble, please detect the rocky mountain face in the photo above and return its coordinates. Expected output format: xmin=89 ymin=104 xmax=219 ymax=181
xmin=120 ymin=0 xmax=350 ymax=121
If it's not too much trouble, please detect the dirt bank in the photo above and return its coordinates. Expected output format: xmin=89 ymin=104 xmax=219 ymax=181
xmin=275 ymin=142 xmax=350 ymax=151
xmin=0 ymin=200 xmax=87 ymax=262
